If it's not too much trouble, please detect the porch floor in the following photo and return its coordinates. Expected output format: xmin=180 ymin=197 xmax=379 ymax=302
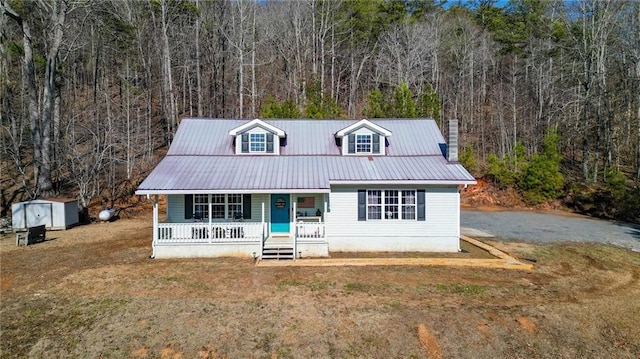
xmin=264 ymin=235 xmax=293 ymax=246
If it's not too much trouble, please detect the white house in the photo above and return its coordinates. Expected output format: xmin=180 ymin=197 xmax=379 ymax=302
xmin=135 ymin=118 xmax=476 ymax=259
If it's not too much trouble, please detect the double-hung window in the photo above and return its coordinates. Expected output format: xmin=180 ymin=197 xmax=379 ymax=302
xmin=401 ymin=190 xmax=416 ymax=220
xmin=193 ymin=194 xmax=209 ymax=220
xmin=356 ymin=134 xmax=372 ymax=153
xmin=249 ymin=133 xmax=266 ymax=152
xmin=194 ymin=194 xmax=244 ymax=220
xmin=211 ymin=194 xmax=226 ymax=219
xmin=366 ymin=190 xmax=416 ymax=220
xmin=227 ymin=194 xmax=243 ymax=219
xmin=367 ymin=190 xmax=382 ymax=220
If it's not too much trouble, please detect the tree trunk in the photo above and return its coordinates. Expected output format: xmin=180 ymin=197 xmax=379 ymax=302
xmin=38 ymin=0 xmax=67 ymax=196
xmin=195 ymin=0 xmax=203 ymax=117
xmin=161 ymin=0 xmax=177 ymax=142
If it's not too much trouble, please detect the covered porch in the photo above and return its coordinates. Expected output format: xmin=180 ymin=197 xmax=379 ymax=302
xmin=146 ymin=191 xmax=329 ymax=259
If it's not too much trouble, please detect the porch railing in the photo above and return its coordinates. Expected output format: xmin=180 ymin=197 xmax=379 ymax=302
xmin=156 ymin=222 xmax=263 ymax=244
xmin=295 ymin=222 xmax=325 ymax=239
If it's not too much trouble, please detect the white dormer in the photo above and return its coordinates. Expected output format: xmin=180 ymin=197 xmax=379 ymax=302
xmin=229 ymin=119 xmax=286 ymax=155
xmin=335 ymin=119 xmax=392 ymax=156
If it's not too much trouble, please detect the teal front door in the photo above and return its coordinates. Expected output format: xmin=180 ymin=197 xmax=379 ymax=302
xmin=270 ymin=194 xmax=290 ymax=233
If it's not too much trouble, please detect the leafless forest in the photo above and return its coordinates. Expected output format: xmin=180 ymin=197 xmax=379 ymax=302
xmin=1 ymin=0 xmax=639 ymax=220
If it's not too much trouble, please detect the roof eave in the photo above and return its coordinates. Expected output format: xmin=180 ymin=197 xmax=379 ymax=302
xmin=228 ymin=118 xmax=286 ymax=137
xmin=335 ymin=119 xmax=393 ymax=137
xmin=329 ymin=179 xmax=477 ymax=186
xmin=135 ymin=188 xmax=331 ymax=195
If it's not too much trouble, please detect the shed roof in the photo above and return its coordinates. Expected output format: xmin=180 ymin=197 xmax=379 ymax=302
xmin=137 ymin=118 xmax=476 ymax=194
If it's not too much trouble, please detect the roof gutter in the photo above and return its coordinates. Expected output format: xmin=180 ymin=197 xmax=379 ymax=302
xmin=329 ymin=180 xmax=477 ymax=186
xmin=135 ymin=188 xmax=331 ymax=195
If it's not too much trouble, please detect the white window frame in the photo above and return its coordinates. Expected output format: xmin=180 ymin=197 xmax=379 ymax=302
xmin=227 ymin=194 xmax=243 ymax=219
xmin=194 ymin=194 xmax=244 ymax=220
xmin=367 ymin=190 xmax=382 ymax=220
xmin=366 ymin=190 xmax=416 ymax=221
xmin=249 ymin=133 xmax=266 ymax=152
xmin=193 ymin=194 xmax=209 ymax=220
xmin=356 ymin=134 xmax=372 ymax=154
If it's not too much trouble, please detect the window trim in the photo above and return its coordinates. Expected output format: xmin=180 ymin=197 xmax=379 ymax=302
xmin=346 ymin=131 xmax=382 ymax=155
xmin=249 ymin=133 xmax=266 ymax=153
xmin=364 ymin=189 xmax=418 ymax=221
xmin=356 ymin=134 xmax=372 ymax=154
xmin=193 ymin=194 xmax=209 ymax=220
xmin=193 ymin=194 xmax=244 ymax=221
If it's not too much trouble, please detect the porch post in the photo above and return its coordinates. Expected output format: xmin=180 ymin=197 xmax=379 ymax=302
xmin=323 ymin=194 xmax=328 ymax=221
xmin=261 ymin=200 xmax=265 ymax=241
xmin=208 ymin=194 xmax=212 ymax=243
xmin=151 ymin=195 xmax=158 ymax=258
xmin=292 ymin=197 xmax=297 ymax=259
xmin=324 ymin=194 xmax=328 ymax=238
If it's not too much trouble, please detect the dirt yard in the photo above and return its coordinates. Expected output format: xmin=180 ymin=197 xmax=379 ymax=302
xmin=1 ymin=217 xmax=639 ymax=358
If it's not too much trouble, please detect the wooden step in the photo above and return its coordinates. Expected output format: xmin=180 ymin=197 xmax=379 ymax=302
xmin=261 ymin=246 xmax=294 ymax=260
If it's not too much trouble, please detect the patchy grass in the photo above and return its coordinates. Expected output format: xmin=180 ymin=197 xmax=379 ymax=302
xmin=435 ymin=283 xmax=487 ymax=296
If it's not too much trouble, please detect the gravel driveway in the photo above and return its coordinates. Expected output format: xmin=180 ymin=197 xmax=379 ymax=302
xmin=461 ymin=209 xmax=640 ymax=252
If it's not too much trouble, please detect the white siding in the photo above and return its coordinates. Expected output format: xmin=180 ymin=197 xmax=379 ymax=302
xmin=251 ymin=194 xmax=270 ymax=223
xmin=166 ymin=194 xmax=186 ymax=223
xmin=326 ymin=185 xmax=460 ymax=252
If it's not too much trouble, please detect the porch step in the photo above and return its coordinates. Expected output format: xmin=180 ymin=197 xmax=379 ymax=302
xmin=261 ymin=246 xmax=294 ymax=260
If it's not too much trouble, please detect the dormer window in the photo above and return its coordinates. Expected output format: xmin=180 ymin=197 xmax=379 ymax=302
xmin=250 ymin=133 xmax=265 ymax=152
xmin=230 ymin=119 xmax=285 ymax=155
xmin=347 ymin=133 xmax=381 ymax=154
xmin=339 ymin=119 xmax=390 ymax=156
xmin=356 ymin=134 xmax=371 ymax=153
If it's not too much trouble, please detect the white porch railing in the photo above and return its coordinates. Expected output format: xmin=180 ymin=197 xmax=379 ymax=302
xmin=156 ymin=222 xmax=263 ymax=244
xmin=295 ymin=222 xmax=325 ymax=239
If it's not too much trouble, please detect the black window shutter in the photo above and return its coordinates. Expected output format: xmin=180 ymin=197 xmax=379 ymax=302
xmin=184 ymin=194 xmax=193 ymax=219
xmin=243 ymin=194 xmax=251 ymax=219
xmin=417 ymin=190 xmax=426 ymax=221
xmin=266 ymin=133 xmax=274 ymax=153
xmin=241 ymin=133 xmax=249 ymax=153
xmin=348 ymin=134 xmax=356 ymax=154
xmin=372 ymin=134 xmax=380 ymax=153
xmin=357 ymin=190 xmax=366 ymax=221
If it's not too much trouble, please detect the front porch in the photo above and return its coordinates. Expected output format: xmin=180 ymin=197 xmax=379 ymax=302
xmin=148 ymin=193 xmax=329 ymax=259
xmin=152 ymin=221 xmax=328 ymax=259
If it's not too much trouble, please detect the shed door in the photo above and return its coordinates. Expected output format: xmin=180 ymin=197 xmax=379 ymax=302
xmin=25 ymin=203 xmax=52 ymax=228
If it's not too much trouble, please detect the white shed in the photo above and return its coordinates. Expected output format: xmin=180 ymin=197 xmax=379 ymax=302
xmin=12 ymin=198 xmax=79 ymax=231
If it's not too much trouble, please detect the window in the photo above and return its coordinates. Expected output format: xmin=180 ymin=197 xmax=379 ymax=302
xmin=249 ymin=133 xmax=265 ymax=152
xmin=384 ymin=190 xmax=399 ymax=219
xmin=367 ymin=190 xmax=382 ymax=220
xmin=193 ymin=194 xmax=209 ymax=220
xmin=401 ymin=190 xmax=416 ymax=220
xmin=365 ymin=190 xmax=416 ymax=220
xmin=227 ymin=194 xmax=243 ymax=219
xmin=211 ymin=194 xmax=225 ymax=219
xmin=193 ymin=194 xmax=244 ymax=220
xmin=356 ymin=134 xmax=371 ymax=153
xmin=347 ymin=132 xmax=381 ymax=155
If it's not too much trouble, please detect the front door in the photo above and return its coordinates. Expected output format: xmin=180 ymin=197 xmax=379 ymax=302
xmin=270 ymin=194 xmax=290 ymax=233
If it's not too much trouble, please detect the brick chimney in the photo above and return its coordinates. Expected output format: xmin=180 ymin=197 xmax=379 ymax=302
xmin=448 ymin=119 xmax=458 ymax=162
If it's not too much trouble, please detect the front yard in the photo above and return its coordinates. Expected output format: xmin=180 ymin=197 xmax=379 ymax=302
xmin=1 ymin=217 xmax=639 ymax=358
